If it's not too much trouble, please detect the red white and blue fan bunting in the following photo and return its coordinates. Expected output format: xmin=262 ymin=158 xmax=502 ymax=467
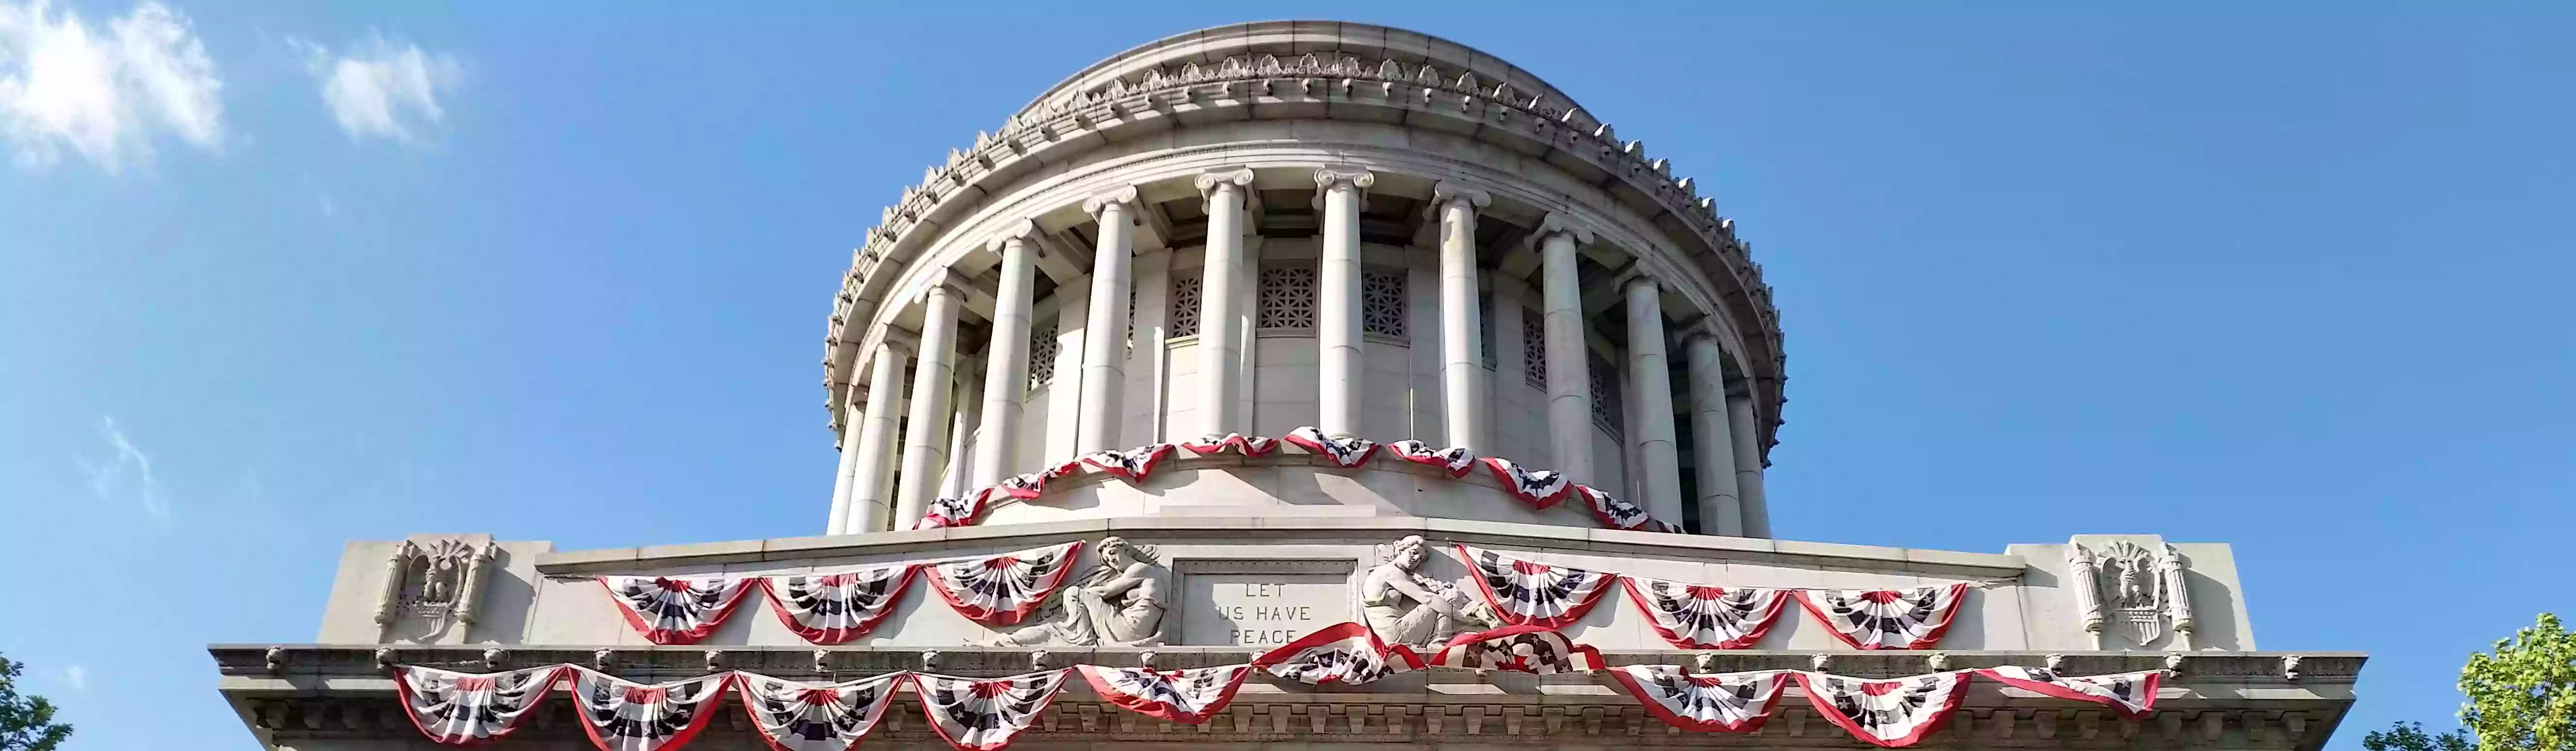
xmin=763 ymin=564 xmax=918 ymax=644
xmin=1575 ymin=485 xmax=1678 ymax=533
xmin=1080 ymin=443 xmax=1176 ymax=482
xmin=734 ymin=671 xmax=904 ymax=751
xmin=911 ymin=669 xmax=1072 ymax=751
xmin=1252 ymin=621 xmax=1426 ymax=686
xmin=916 ymin=490 xmax=992 ymax=530
xmin=598 ymin=575 xmax=759 ymax=645
xmin=1619 ymin=575 xmax=1788 ymax=649
xmin=1975 ymin=667 xmax=2162 ymax=719
xmin=1454 ymin=544 xmax=1619 ymax=628
xmin=1075 ymin=664 xmax=1255 ymax=724
xmin=393 ymin=664 xmax=567 ymax=745
xmin=1605 ymin=666 xmax=1787 ymax=733
xmin=1428 ymin=625 xmax=1603 ymax=674
xmin=924 ymin=541 xmax=1083 ymax=626
xmin=1791 ymin=584 xmax=1970 ymax=650
xmin=992 ymin=461 xmax=1081 ymax=501
xmin=1481 ymin=457 xmax=1571 ymax=508
xmin=1793 ymin=670 xmax=1972 ymax=748
xmin=1384 ymin=440 xmax=1478 ymax=477
xmin=569 ymin=668 xmax=735 ymax=751
xmin=1181 ymin=433 xmax=1277 ymax=457
xmin=1284 ymin=426 xmax=1378 ymax=467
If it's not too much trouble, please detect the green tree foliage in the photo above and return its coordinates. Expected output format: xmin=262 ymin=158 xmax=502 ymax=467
xmin=2459 ymin=613 xmax=2576 ymax=751
xmin=0 ymin=656 xmax=73 ymax=751
xmin=2365 ymin=721 xmax=2477 ymax=751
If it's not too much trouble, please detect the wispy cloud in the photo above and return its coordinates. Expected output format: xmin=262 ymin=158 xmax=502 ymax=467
xmin=75 ymin=416 xmax=168 ymax=522
xmin=294 ymin=32 xmax=458 ymax=144
xmin=0 ymin=0 xmax=223 ymax=170
xmin=59 ymin=665 xmax=86 ymax=690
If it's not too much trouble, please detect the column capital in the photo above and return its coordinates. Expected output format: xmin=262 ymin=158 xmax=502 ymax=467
xmin=986 ymin=218 xmax=1042 ymax=252
xmin=1081 ymin=185 xmax=1140 ymax=219
xmin=1620 ymin=271 xmax=1660 ymax=294
xmin=1536 ymin=212 xmax=1596 ymax=246
xmin=1431 ymin=180 xmax=1492 ymax=211
xmin=1194 ymin=167 xmax=1256 ymax=200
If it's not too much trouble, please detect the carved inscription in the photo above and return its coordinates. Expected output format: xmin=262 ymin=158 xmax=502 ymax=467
xmin=1176 ymin=560 xmax=1353 ymax=646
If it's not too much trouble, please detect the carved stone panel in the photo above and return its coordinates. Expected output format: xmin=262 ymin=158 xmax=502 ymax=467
xmin=1175 ymin=559 xmax=1355 ymax=646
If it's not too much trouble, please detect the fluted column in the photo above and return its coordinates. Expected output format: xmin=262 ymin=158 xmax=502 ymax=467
xmin=1074 ymin=186 xmax=1138 ymax=454
xmin=1625 ymin=276 xmax=1685 ymax=526
xmin=1538 ymin=214 xmax=1597 ymax=485
xmin=1195 ymin=168 xmax=1255 ymax=437
xmin=893 ymin=282 xmax=961 ymax=528
xmin=1434 ymin=182 xmax=1490 ymax=452
xmin=1682 ymin=333 xmax=1743 ymax=536
xmin=1313 ymin=166 xmax=1374 ymax=438
xmin=824 ymin=389 xmax=866 ymax=535
xmin=1726 ymin=387 xmax=1772 ymax=538
xmin=843 ymin=343 xmax=907 ymax=534
xmin=971 ymin=225 xmax=1038 ymax=488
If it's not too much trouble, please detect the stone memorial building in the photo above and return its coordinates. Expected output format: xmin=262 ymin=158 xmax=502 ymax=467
xmin=209 ymin=20 xmax=2361 ymax=751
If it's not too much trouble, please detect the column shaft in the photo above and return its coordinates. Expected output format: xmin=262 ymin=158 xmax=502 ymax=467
xmin=893 ymin=285 xmax=960 ymax=528
xmin=843 ymin=344 xmax=907 ymax=534
xmin=1074 ymin=191 xmax=1136 ymax=454
xmin=1540 ymin=228 xmax=1595 ymax=485
xmin=823 ymin=391 xmax=865 ymax=535
xmin=971 ymin=235 xmax=1036 ymax=488
xmin=1435 ymin=184 xmax=1490 ymax=452
xmin=1195 ymin=170 xmax=1253 ymax=437
xmin=1726 ymin=390 xmax=1772 ymax=538
xmin=1314 ymin=168 xmax=1373 ymax=437
xmin=1625 ymin=278 xmax=1685 ymax=526
xmin=1683 ymin=335 xmax=1743 ymax=536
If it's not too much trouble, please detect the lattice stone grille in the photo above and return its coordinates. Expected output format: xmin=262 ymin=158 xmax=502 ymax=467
xmin=1479 ymin=293 xmax=1497 ymax=370
xmin=1169 ymin=272 xmax=1202 ymax=338
xmin=1521 ymin=311 xmax=1547 ymax=389
xmin=1258 ymin=266 xmax=1316 ymax=330
xmin=1027 ymin=322 xmax=1059 ymax=389
xmin=1590 ymin=354 xmax=1624 ymax=440
xmin=1361 ymin=268 xmax=1406 ymax=340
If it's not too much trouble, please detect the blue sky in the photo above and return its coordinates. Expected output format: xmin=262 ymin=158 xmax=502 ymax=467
xmin=2 ymin=1 xmax=2569 ymax=748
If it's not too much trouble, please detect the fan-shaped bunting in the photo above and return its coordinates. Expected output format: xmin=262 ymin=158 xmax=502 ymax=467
xmin=1790 ymin=584 xmax=1969 ymax=650
xmin=1251 ymin=621 xmax=1425 ymax=686
xmin=1181 ymin=432 xmax=1277 ymax=457
xmin=569 ymin=668 xmax=735 ymax=751
xmin=597 ymin=575 xmax=760 ymax=645
xmin=1605 ymin=666 xmax=1788 ymax=733
xmin=763 ymin=564 xmax=917 ymax=644
xmin=1428 ymin=625 xmax=1603 ymax=674
xmin=1080 ymin=443 xmax=1176 ymax=482
xmin=1454 ymin=544 xmax=1618 ymax=628
xmin=1384 ymin=440 xmax=1478 ymax=477
xmin=1619 ymin=575 xmax=1788 ymax=649
xmin=1283 ymin=426 xmax=1378 ymax=467
xmin=1975 ymin=667 xmax=2161 ymax=719
xmin=734 ymin=671 xmax=904 ymax=751
xmin=1481 ymin=457 xmax=1571 ymax=508
xmin=393 ymin=664 xmax=567 ymax=745
xmin=911 ymin=669 xmax=1072 ymax=751
xmin=1574 ymin=484 xmax=1678 ymax=533
xmin=923 ymin=541 xmax=1083 ymax=626
xmin=1075 ymin=664 xmax=1255 ymax=724
xmin=916 ymin=490 xmax=991 ymax=530
xmin=1793 ymin=670 xmax=1972 ymax=748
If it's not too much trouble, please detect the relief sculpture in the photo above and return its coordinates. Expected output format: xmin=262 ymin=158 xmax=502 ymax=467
xmin=1360 ymin=535 xmax=1497 ymax=649
xmin=992 ymin=536 xmax=1166 ymax=647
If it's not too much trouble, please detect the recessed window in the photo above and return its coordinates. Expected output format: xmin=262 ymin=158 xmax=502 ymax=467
xmin=1027 ymin=321 xmax=1059 ymax=389
xmin=1361 ymin=268 xmax=1406 ymax=340
xmin=1257 ymin=266 xmax=1316 ymax=330
xmin=1169 ymin=271 xmax=1202 ymax=338
xmin=1590 ymin=354 xmax=1624 ymax=441
xmin=1521 ymin=311 xmax=1546 ymax=389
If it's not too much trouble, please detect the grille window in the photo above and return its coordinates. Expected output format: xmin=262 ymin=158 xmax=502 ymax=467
xmin=1361 ymin=268 xmax=1406 ymax=340
xmin=1257 ymin=266 xmax=1316 ymax=330
xmin=1521 ymin=311 xmax=1546 ymax=389
xmin=1479 ymin=293 xmax=1496 ymax=370
xmin=1168 ymin=272 xmax=1202 ymax=338
xmin=1027 ymin=321 xmax=1060 ymax=389
xmin=1590 ymin=354 xmax=1624 ymax=441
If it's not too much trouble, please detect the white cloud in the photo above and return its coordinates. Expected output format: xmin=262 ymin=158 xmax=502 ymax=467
xmin=299 ymin=32 xmax=457 ymax=144
xmin=75 ymin=415 xmax=168 ymax=522
xmin=0 ymin=0 xmax=223 ymax=170
xmin=59 ymin=665 xmax=86 ymax=690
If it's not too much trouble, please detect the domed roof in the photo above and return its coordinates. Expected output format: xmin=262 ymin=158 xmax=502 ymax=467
xmin=1014 ymin=21 xmax=1589 ymax=122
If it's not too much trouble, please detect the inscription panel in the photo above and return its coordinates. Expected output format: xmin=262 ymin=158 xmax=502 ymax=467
xmin=1175 ymin=559 xmax=1354 ymax=646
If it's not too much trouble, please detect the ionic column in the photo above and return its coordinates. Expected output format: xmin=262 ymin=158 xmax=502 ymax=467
xmin=1725 ymin=387 xmax=1772 ymax=538
xmin=1625 ymin=276 xmax=1685 ymax=526
xmin=1434 ymin=182 xmax=1491 ymax=452
xmin=1195 ymin=168 xmax=1255 ymax=437
xmin=843 ymin=343 xmax=907 ymax=534
xmin=1682 ymin=333 xmax=1743 ymax=536
xmin=1074 ymin=186 xmax=1138 ymax=454
xmin=1313 ymin=166 xmax=1375 ymax=438
xmin=971 ymin=225 xmax=1038 ymax=488
xmin=1538 ymin=214 xmax=1597 ymax=486
xmin=824 ymin=387 xmax=865 ymax=535
xmin=893 ymin=282 xmax=961 ymax=528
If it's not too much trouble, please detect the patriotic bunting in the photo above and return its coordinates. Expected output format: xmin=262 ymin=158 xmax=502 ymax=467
xmin=1428 ymin=625 xmax=1603 ymax=674
xmin=1481 ymin=457 xmax=1572 ymax=508
xmin=393 ymin=664 xmax=567 ymax=745
xmin=911 ymin=669 xmax=1072 ymax=751
xmin=923 ymin=541 xmax=1083 ymax=626
xmin=1575 ymin=484 xmax=1678 ymax=533
xmin=1454 ymin=544 xmax=1618 ymax=628
xmin=598 ymin=574 xmax=760 ymax=645
xmin=1791 ymin=584 xmax=1970 ymax=650
xmin=991 ymin=461 xmax=1081 ymax=501
xmin=1605 ymin=666 xmax=1788 ymax=733
xmin=1080 ymin=443 xmax=1176 ymax=482
xmin=763 ymin=564 xmax=918 ymax=644
xmin=570 ymin=668 xmax=735 ymax=751
xmin=916 ymin=490 xmax=991 ymax=530
xmin=1384 ymin=440 xmax=1478 ymax=477
xmin=1620 ymin=575 xmax=1789 ymax=649
xmin=1794 ymin=670 xmax=1973 ymax=748
xmin=1180 ymin=432 xmax=1277 ymax=457
xmin=1975 ymin=667 xmax=2162 ymax=719
xmin=734 ymin=671 xmax=903 ymax=751
xmin=1075 ymin=664 xmax=1255 ymax=724
xmin=1252 ymin=621 xmax=1426 ymax=686
xmin=1283 ymin=426 xmax=1379 ymax=468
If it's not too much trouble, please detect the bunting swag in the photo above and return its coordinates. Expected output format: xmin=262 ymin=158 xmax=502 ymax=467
xmin=1791 ymin=584 xmax=1970 ymax=651
xmin=1428 ymin=625 xmax=1603 ymax=674
xmin=992 ymin=461 xmax=1081 ymax=501
xmin=393 ymin=664 xmax=568 ymax=745
xmin=924 ymin=541 xmax=1083 ymax=626
xmin=1284 ymin=426 xmax=1379 ymax=468
xmin=1455 ymin=544 xmax=1618 ymax=628
xmin=1573 ymin=485 xmax=1677 ymax=533
xmin=1181 ymin=433 xmax=1277 ymax=457
xmin=1975 ymin=667 xmax=2161 ymax=719
xmin=917 ymin=490 xmax=991 ymax=530
xmin=1384 ymin=440 xmax=1478 ymax=477
xmin=1075 ymin=664 xmax=1255 ymax=724
xmin=1252 ymin=621 xmax=1426 ymax=686
xmin=1619 ymin=576 xmax=1789 ymax=650
xmin=570 ymin=668 xmax=735 ymax=751
xmin=1080 ymin=443 xmax=1176 ymax=482
xmin=1793 ymin=670 xmax=1972 ymax=748
xmin=734 ymin=671 xmax=904 ymax=751
xmin=1481 ymin=457 xmax=1571 ymax=509
xmin=1605 ymin=666 xmax=1787 ymax=733
xmin=599 ymin=575 xmax=760 ymax=645
xmin=763 ymin=565 xmax=918 ymax=644
xmin=911 ymin=670 xmax=1072 ymax=751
